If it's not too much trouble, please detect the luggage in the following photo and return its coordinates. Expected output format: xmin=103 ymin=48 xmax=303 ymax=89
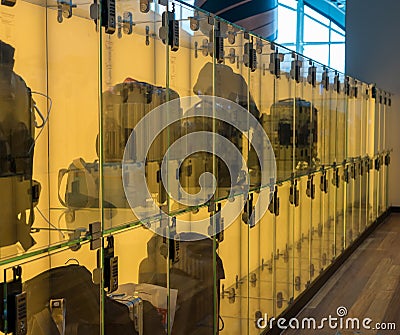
xmin=25 ymin=264 xmax=164 ymax=335
xmin=100 ymin=78 xmax=181 ymax=163
xmin=58 ymin=79 xmax=182 ymax=212
xmin=0 ymin=40 xmax=41 ymax=250
xmin=139 ymin=233 xmax=225 ymax=335
xmin=261 ymin=98 xmax=319 ymax=180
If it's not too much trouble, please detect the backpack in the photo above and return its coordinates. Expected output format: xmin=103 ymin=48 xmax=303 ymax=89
xmin=0 ymin=40 xmax=40 ymax=250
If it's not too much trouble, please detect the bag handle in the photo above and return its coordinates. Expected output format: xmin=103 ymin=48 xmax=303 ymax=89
xmin=58 ymin=158 xmax=98 ymax=208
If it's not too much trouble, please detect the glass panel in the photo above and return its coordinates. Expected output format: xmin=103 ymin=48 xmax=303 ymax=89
xmin=219 ymin=204 xmax=248 ymax=335
xmin=366 ymin=85 xmax=376 ymax=225
xmin=336 ymin=164 xmax=345 ymax=254
xmin=331 ymin=72 xmax=345 ymax=251
xmin=372 ymin=89 xmax=380 ymax=221
xmin=99 ymin=0 xmax=166 ymax=234
xmin=47 ymin=0 xmax=101 ymax=252
xmin=359 ymin=83 xmax=369 ymax=234
xmin=378 ymin=92 xmax=386 ymax=215
xmin=110 ymin=225 xmax=171 ymax=334
xmin=247 ymin=35 xmax=275 ymax=334
xmin=274 ymin=181 xmax=294 ymax=316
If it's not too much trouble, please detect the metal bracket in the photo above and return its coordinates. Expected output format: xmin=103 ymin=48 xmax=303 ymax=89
xmin=117 ymin=12 xmax=134 ymax=38
xmin=351 ymin=162 xmax=357 ymax=180
xmin=307 ymin=62 xmax=316 ymax=87
xmin=0 ymin=266 xmax=26 ymax=335
xmin=320 ymin=169 xmax=328 ymax=193
xmin=227 ymin=25 xmax=236 ymax=44
xmin=57 ymin=0 xmax=77 ymax=23
xmin=268 ymin=185 xmax=280 ymax=215
xmin=310 ymin=263 xmax=315 ymax=277
xmin=101 ymin=0 xmax=116 ymax=34
xmin=89 ymin=221 xmax=102 ymax=250
xmin=368 ymin=157 xmax=373 ymax=171
xmin=189 ymin=15 xmax=199 ymax=31
xmin=213 ymin=22 xmax=224 ymax=63
xmin=208 ymin=203 xmax=224 ymax=241
xmin=244 ymin=42 xmax=257 ymax=72
xmin=334 ymin=72 xmax=340 ymax=93
xmin=343 ymin=166 xmax=349 ymax=183
xmin=345 ymin=76 xmax=350 ymax=96
xmin=353 ymin=81 xmax=358 ymax=98
xmin=256 ymin=39 xmax=263 ymax=54
xmin=227 ymin=48 xmax=236 ymax=64
xmin=249 ymin=273 xmax=257 ymax=287
xmin=371 ymin=85 xmax=377 ymax=99
xmin=235 ymin=274 xmax=244 ymax=289
xmin=332 ymin=165 xmax=340 ymax=188
xmin=1 ymin=0 xmax=16 ymax=6
xmin=269 ymin=52 xmax=284 ymax=78
xmin=101 ymin=235 xmax=119 ymax=293
xmin=322 ymin=68 xmax=329 ymax=90
xmin=277 ymin=292 xmax=284 ymax=309
xmin=159 ymin=10 xmax=179 ymax=51
xmin=242 ymin=193 xmax=255 ymax=227
xmin=385 ymin=153 xmax=391 ymax=166
xmin=140 ymin=0 xmax=152 ymax=13
xmin=375 ymin=157 xmax=381 ymax=171
xmin=290 ymin=54 xmax=302 ymax=83
xmin=295 ymin=276 xmax=301 ymax=291
xmin=306 ymin=175 xmax=315 ymax=199
xmin=289 ymin=179 xmax=299 ymax=207
xmin=359 ymin=159 xmax=364 ymax=176
xmin=68 ymin=227 xmax=87 ymax=251
xmin=221 ymin=285 xmax=236 ymax=303
xmin=145 ymin=25 xmax=151 ymax=46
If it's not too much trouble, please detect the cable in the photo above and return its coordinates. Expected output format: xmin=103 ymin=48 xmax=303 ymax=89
xmin=65 ymin=258 xmax=80 ymax=265
xmin=219 ymin=315 xmax=225 ymax=331
xmin=35 ymin=207 xmax=65 ymax=238
xmin=29 ymin=91 xmax=52 ymax=154
xmin=33 ymin=104 xmax=46 ymax=128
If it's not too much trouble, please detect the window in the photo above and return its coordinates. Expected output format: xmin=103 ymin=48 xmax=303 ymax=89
xmin=276 ymin=0 xmax=346 ymax=72
xmin=277 ymin=5 xmax=297 ymax=45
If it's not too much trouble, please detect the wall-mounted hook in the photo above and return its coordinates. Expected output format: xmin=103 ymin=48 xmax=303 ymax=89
xmin=57 ymin=0 xmax=76 ymax=23
xmin=140 ymin=0 xmax=152 ymax=13
xmin=227 ymin=48 xmax=235 ymax=64
xmin=145 ymin=25 xmax=150 ymax=46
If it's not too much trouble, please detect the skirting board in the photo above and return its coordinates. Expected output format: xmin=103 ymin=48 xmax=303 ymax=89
xmin=262 ymin=207 xmax=393 ymax=335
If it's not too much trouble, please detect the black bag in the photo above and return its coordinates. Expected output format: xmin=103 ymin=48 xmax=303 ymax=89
xmin=25 ymin=265 xmax=164 ymax=335
xmin=0 ymin=40 xmax=40 ymax=250
xmin=139 ymin=233 xmax=225 ymax=335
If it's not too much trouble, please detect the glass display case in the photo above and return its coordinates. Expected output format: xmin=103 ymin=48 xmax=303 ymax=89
xmin=0 ymin=0 xmax=392 ymax=334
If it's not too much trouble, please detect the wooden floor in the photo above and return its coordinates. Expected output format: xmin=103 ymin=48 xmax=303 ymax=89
xmin=282 ymin=213 xmax=400 ymax=335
